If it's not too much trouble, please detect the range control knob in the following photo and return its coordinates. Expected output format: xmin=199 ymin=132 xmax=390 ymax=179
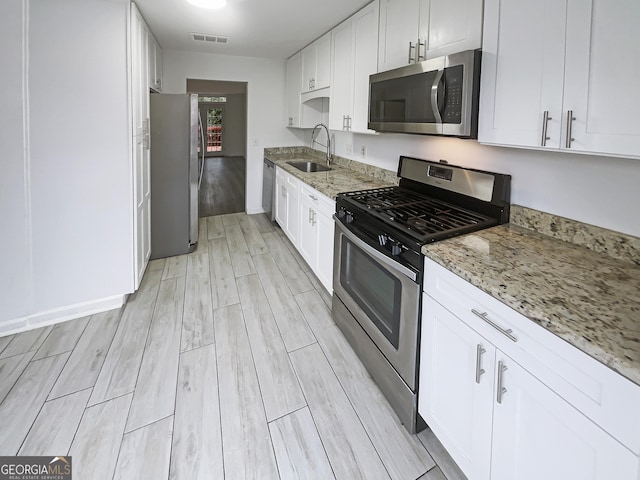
xmin=345 ymin=213 xmax=354 ymax=224
xmin=377 ymin=234 xmax=388 ymax=246
xmin=391 ymin=244 xmax=402 ymax=256
xmin=337 ymin=209 xmax=346 ymax=219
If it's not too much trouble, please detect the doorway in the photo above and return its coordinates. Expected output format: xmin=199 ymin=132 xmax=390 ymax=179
xmin=187 ymin=79 xmax=247 ymax=217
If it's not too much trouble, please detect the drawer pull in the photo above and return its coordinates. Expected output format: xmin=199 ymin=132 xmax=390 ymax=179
xmin=471 ymin=309 xmax=518 ymax=343
xmin=475 ymin=344 xmax=486 ymax=384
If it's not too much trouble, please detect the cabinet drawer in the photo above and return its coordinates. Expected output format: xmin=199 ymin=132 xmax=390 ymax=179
xmin=424 ymin=258 xmax=640 ymax=454
xmin=300 ymin=183 xmax=335 ymax=217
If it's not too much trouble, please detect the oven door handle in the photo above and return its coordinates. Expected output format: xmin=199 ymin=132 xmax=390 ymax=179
xmin=334 ymin=217 xmax=418 ymax=283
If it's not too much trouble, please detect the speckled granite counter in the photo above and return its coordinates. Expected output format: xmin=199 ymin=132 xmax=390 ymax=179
xmin=422 ymin=208 xmax=640 ymax=386
xmin=264 ymin=147 xmax=396 ymax=199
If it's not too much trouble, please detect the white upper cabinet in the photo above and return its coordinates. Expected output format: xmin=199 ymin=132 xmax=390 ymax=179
xmin=131 ymin=3 xmax=149 ymax=138
xmin=148 ymin=32 xmax=162 ymax=92
xmin=378 ymin=0 xmax=422 ymax=72
xmin=301 ymin=32 xmax=331 ymax=93
xmin=286 ymin=52 xmax=302 ymax=127
xmin=378 ymin=0 xmax=483 ymax=72
xmin=479 ymin=0 xmax=640 ymax=159
xmin=329 ymin=0 xmax=379 ymax=133
xmin=426 ymin=0 xmax=484 ymax=59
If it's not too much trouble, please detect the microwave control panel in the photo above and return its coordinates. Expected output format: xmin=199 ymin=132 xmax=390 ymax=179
xmin=442 ymin=65 xmax=463 ymax=124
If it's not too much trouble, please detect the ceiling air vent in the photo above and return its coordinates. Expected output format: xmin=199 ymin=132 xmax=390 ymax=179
xmin=191 ymin=33 xmax=230 ymax=44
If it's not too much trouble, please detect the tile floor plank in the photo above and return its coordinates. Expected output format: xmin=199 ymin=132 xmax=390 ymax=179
xmin=237 ymin=213 xmax=270 ymax=256
xmin=0 ymin=325 xmax=53 ymax=359
xmin=148 ymin=258 xmax=166 ymax=271
xmin=0 ymin=351 xmax=35 ymax=405
xmin=269 ymin=407 xmax=336 ymax=480
xmin=170 ymin=345 xmax=224 ymax=480
xmin=33 ymin=316 xmax=90 ymax=360
xmin=162 ymin=255 xmax=188 ymax=279
xmin=126 ymin=276 xmax=185 ymax=432
xmin=0 ymin=335 xmax=14 ymax=356
xmin=114 ymin=416 xmax=174 ymax=480
xmin=297 ymin=291 xmax=433 ymax=480
xmin=250 ymin=213 xmax=276 ymax=234
xmin=252 ymin=254 xmax=316 ymax=352
xmin=418 ymin=429 xmax=468 ymax=480
xmin=237 ymin=274 xmax=306 ymax=421
xmin=277 ymin=229 xmax=312 ymax=273
xmin=0 ymin=352 xmax=70 ymax=454
xmin=49 ymin=309 xmax=121 ymax=400
xmin=221 ymin=213 xmax=240 ymax=227
xmin=290 ymin=344 xmax=390 ymax=480
xmin=207 ymin=215 xmax=225 ymax=239
xmin=262 ymin=232 xmax=314 ymax=294
xmin=89 ymin=269 xmax=162 ymax=405
xmin=225 ymin=223 xmax=257 ymax=277
xmin=69 ymin=393 xmax=132 ymax=480
xmin=418 ymin=466 xmax=448 ymax=480
xmin=215 ymin=304 xmax=280 ymax=480
xmin=18 ymin=388 xmax=92 ymax=456
xmin=182 ymin=254 xmax=215 ymax=352
xmin=208 ymin=238 xmax=240 ymax=308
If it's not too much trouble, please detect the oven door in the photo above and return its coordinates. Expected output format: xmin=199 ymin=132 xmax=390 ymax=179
xmin=332 ymin=219 xmax=420 ymax=390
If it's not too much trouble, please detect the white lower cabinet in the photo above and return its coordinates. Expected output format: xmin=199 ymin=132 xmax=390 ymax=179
xmin=275 ymin=167 xmax=335 ymax=293
xmin=274 ymin=167 xmax=300 ymax=245
xmin=420 ymin=258 xmax=640 ymax=480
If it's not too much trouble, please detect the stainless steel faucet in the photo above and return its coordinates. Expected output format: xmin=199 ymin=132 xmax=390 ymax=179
xmin=311 ymin=123 xmax=332 ymax=167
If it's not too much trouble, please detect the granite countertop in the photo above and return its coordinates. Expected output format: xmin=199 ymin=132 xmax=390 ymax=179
xmin=264 ymin=151 xmax=395 ymax=200
xmin=422 ymin=222 xmax=640 ymax=386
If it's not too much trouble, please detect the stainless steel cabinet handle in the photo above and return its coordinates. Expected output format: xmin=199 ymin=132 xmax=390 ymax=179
xmin=471 ymin=309 xmax=518 ymax=342
xmin=417 ymin=38 xmax=425 ymax=61
xmin=497 ymin=361 xmax=508 ymax=404
xmin=311 ymin=210 xmax=317 ymax=226
xmin=347 ymin=116 xmax=352 ymax=131
xmin=565 ymin=110 xmax=576 ymax=148
xmin=541 ymin=110 xmax=552 ymax=146
xmin=342 ymin=115 xmax=347 ymax=130
xmin=309 ymin=194 xmax=318 ymax=201
xmin=308 ymin=207 xmax=313 ymax=223
xmin=408 ymin=42 xmax=416 ymax=64
xmin=475 ymin=344 xmax=486 ymax=384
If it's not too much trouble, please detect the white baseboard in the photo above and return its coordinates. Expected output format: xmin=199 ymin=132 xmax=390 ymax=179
xmin=246 ymin=207 xmax=267 ymax=215
xmin=0 ymin=294 xmax=127 ymax=337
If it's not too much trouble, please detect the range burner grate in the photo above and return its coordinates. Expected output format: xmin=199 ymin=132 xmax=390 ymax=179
xmin=343 ymin=187 xmax=493 ymax=237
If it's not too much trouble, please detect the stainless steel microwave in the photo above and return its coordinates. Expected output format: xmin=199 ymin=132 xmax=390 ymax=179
xmin=368 ymin=50 xmax=481 ymax=138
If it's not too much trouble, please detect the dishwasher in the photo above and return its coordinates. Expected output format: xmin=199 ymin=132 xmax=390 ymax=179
xmin=262 ymin=158 xmax=275 ymax=221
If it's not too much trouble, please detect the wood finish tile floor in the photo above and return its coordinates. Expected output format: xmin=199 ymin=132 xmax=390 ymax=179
xmin=0 ymin=213 xmax=467 ymax=480
xmin=199 ymin=156 xmax=246 ymax=217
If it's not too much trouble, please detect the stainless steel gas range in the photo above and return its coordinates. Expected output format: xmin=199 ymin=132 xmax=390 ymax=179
xmin=332 ymin=156 xmax=511 ymax=433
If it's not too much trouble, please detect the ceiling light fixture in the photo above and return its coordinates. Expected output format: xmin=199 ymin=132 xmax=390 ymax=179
xmin=185 ymin=0 xmax=227 ymax=9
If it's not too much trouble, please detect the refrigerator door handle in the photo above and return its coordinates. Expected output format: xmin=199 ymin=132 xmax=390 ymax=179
xmin=198 ymin=114 xmax=206 ymax=189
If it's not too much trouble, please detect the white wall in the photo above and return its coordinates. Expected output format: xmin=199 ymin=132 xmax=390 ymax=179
xmin=291 ymin=129 xmax=640 ymax=237
xmin=0 ymin=1 xmax=30 ymax=322
xmin=0 ymin=0 xmax=133 ymax=331
xmin=162 ymin=49 xmax=300 ymax=213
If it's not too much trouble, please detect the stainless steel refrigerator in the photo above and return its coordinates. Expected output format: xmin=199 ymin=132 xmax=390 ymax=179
xmin=149 ymin=93 xmax=204 ymax=259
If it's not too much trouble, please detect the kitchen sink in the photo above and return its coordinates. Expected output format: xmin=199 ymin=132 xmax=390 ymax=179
xmin=287 ymin=161 xmax=332 ymax=172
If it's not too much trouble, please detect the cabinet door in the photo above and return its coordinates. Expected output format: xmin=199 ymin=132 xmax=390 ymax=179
xmin=478 ymin=0 xmax=566 ymax=148
xmin=491 ymin=354 xmax=639 ymax=480
xmin=329 ymin=19 xmax=354 ymax=131
xmin=426 ymin=0 xmax=483 ymax=59
xmin=351 ymin=0 xmax=379 ymax=133
xmin=314 ymin=32 xmax=331 ymax=90
xmin=419 ymin=294 xmax=495 ymax=480
xmin=301 ymin=43 xmax=316 ymax=93
xmin=298 ymin=196 xmax=317 ymax=267
xmin=286 ymin=53 xmax=302 ymax=127
xmin=378 ymin=0 xmax=421 ymax=72
xmin=275 ymin=172 xmax=287 ymax=228
xmin=131 ymin=4 xmax=149 ymax=137
xmin=284 ymin=179 xmax=299 ymax=246
xmin=134 ymin=134 xmax=151 ymax=288
xmin=315 ymin=209 xmax=334 ymax=293
xmin=562 ymin=0 xmax=640 ymax=158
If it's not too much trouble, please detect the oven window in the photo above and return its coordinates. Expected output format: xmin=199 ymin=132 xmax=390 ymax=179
xmin=340 ymin=237 xmax=402 ymax=349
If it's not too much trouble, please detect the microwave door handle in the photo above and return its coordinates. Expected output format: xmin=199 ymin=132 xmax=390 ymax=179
xmin=430 ymin=69 xmax=444 ymax=124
